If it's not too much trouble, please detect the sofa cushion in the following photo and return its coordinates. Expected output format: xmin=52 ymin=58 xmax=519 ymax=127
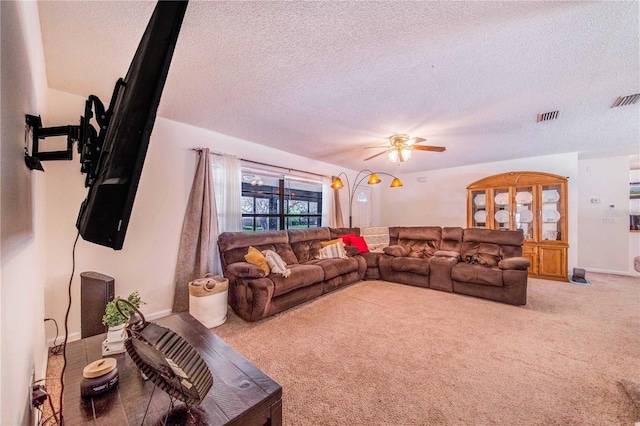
xmin=345 ymin=246 xmax=359 ymax=257
xmin=464 ymin=253 xmax=500 ymax=267
xmin=288 ymin=228 xmax=331 ymax=263
xmin=329 ymin=228 xmax=360 ymax=239
xmin=311 ymin=257 xmax=361 ymax=281
xmin=461 ymin=241 xmax=502 ymax=265
xmin=227 ymin=262 xmax=266 ymax=278
xmin=244 ymin=246 xmax=270 ymax=275
xmin=271 ymin=264 xmax=325 ymax=297
xmin=383 ymin=245 xmax=409 ymax=257
xmin=499 ymin=257 xmax=531 ymax=270
xmin=361 ymin=251 xmax=383 ymax=267
xmin=388 ymin=257 xmax=430 ymax=275
xmin=452 ymin=263 xmax=503 ymax=286
xmin=441 ymin=227 xmax=464 ymax=252
xmin=399 ymin=238 xmax=439 ymax=258
xmin=218 ymin=230 xmax=299 ymax=266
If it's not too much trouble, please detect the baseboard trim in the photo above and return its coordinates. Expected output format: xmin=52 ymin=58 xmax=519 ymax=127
xmin=581 ymin=268 xmax=640 ymax=277
xmin=146 ymin=309 xmax=173 ymax=322
xmin=46 ymin=309 xmax=175 ymax=347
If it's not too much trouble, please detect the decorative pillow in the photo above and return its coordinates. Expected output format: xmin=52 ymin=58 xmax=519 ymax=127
xmin=244 ymin=246 xmax=270 ymax=275
xmin=317 ymin=241 xmax=348 ymax=260
xmin=338 ymin=233 xmax=356 ymax=245
xmin=348 ymin=235 xmax=370 ymax=253
xmin=383 ymin=245 xmax=409 ymax=257
xmin=261 ymin=249 xmax=291 ymax=277
xmin=321 ymin=238 xmax=343 ymax=248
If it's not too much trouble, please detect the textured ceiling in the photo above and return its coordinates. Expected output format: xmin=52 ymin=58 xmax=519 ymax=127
xmin=38 ymin=1 xmax=639 ymax=174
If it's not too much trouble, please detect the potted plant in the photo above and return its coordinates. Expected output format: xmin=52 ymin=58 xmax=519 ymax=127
xmin=101 ymin=291 xmax=144 ymax=355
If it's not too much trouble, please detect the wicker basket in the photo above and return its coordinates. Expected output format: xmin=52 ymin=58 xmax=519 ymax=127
xmin=189 ymin=274 xmax=228 ymax=327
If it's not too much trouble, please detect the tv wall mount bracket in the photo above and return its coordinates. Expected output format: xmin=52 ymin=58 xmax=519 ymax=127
xmin=24 ymin=79 xmax=125 ymax=188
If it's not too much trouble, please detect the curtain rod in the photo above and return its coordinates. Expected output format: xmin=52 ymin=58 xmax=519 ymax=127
xmin=190 ymin=147 xmax=326 ymax=179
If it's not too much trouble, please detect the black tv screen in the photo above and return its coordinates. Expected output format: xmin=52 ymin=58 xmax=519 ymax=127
xmin=76 ymin=1 xmax=188 ymax=250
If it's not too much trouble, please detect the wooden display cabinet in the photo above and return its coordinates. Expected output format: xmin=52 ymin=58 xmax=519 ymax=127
xmin=467 ymin=171 xmax=569 ymax=281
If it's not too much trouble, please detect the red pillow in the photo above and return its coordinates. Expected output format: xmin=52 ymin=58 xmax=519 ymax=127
xmin=348 ymin=235 xmax=370 ymax=253
xmin=338 ymin=233 xmax=356 ymax=245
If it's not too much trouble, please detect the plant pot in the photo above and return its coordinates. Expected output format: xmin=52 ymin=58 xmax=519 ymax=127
xmin=102 ymin=323 xmax=126 ymax=356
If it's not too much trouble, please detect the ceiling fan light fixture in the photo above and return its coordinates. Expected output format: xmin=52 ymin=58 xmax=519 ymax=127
xmin=390 ymin=177 xmax=403 ymax=187
xmin=387 ymin=149 xmax=399 ymax=163
xmin=330 ymin=177 xmax=344 ymax=189
xmin=400 ymin=148 xmax=412 ymax=162
xmin=367 ymin=173 xmax=382 ymax=184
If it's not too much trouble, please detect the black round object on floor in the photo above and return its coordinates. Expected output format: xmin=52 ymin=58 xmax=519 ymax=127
xmin=80 ymin=367 xmax=119 ymax=398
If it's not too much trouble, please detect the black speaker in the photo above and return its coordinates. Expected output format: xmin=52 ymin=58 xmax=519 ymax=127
xmin=80 ymin=272 xmax=115 ymax=338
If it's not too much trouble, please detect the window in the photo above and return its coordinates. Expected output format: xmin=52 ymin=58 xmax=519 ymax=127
xmin=241 ymin=171 xmax=323 ymax=231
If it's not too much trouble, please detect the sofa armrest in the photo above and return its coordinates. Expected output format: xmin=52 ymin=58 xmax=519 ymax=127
xmin=433 ymin=250 xmax=460 ymax=261
xmin=498 ymin=257 xmax=531 ymax=270
xmin=227 ymin=262 xmax=267 ymax=278
xmin=383 ymin=245 xmax=409 ymax=257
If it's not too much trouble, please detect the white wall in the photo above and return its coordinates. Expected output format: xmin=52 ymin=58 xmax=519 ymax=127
xmin=577 ymin=156 xmax=633 ymax=274
xmin=378 ymin=153 xmax=580 ymax=272
xmin=1 ymin=2 xmax=49 ymax=424
xmin=628 ymin=169 xmax=640 ymax=275
xmin=43 ymin=89 xmax=353 ymax=342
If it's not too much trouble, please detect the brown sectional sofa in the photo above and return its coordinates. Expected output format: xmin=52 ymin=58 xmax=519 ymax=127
xmin=218 ymin=226 xmax=529 ymax=322
xmin=218 ymin=227 xmax=364 ymax=321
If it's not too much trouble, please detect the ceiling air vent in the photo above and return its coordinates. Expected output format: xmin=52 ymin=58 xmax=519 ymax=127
xmin=536 ymin=110 xmax=560 ymax=123
xmin=611 ymin=94 xmax=640 ymax=108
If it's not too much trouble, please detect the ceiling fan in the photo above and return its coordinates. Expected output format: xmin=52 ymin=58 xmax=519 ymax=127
xmin=364 ymin=134 xmax=446 ymax=163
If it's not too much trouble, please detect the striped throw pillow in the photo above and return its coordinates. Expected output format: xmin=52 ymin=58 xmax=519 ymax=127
xmin=316 ymin=241 xmax=348 ymax=260
xmin=261 ymin=250 xmax=291 ymax=278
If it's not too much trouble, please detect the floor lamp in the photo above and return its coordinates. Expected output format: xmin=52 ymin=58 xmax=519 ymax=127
xmin=330 ymin=170 xmax=403 ymax=228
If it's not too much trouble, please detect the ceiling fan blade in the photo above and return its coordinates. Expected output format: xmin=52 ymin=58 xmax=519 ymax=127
xmin=406 ymin=137 xmax=426 ymax=145
xmin=364 ymin=144 xmax=390 ymax=149
xmin=363 ymin=150 xmax=388 ymax=161
xmin=413 ymin=145 xmax=446 ymax=152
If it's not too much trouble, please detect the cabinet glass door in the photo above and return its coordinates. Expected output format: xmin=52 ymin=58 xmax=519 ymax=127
xmin=471 ymin=190 xmax=487 ymax=228
xmin=540 ymin=184 xmax=563 ymax=241
xmin=492 ymin=188 xmax=510 ymax=230
xmin=515 ymin=186 xmax=534 ymax=240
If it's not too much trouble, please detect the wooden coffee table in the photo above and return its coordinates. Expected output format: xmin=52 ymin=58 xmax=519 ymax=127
xmin=62 ymin=312 xmax=282 ymax=425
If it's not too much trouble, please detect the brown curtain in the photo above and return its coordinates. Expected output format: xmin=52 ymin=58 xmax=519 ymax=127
xmin=333 ymin=175 xmax=345 ymax=227
xmin=172 ymin=148 xmax=217 ymax=312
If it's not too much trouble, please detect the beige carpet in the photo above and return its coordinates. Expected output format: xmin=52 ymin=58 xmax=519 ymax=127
xmin=46 ymin=273 xmax=640 ymax=425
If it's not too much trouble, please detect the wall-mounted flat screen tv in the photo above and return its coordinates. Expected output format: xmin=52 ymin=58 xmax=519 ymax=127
xmin=76 ymin=1 xmax=188 ymax=249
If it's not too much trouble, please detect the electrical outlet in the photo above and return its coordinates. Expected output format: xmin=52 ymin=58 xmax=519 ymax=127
xmin=591 ymin=198 xmax=602 ymax=204
xmin=603 ymin=217 xmax=615 ymax=223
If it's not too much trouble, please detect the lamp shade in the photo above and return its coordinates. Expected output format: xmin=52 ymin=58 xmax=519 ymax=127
xmin=390 ymin=177 xmax=403 ymax=187
xmin=330 ymin=177 xmax=344 ymax=189
xmin=367 ymin=173 xmax=381 ymax=184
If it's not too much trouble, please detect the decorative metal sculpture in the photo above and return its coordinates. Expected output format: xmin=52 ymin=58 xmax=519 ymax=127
xmin=115 ymin=299 xmax=213 ymax=406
